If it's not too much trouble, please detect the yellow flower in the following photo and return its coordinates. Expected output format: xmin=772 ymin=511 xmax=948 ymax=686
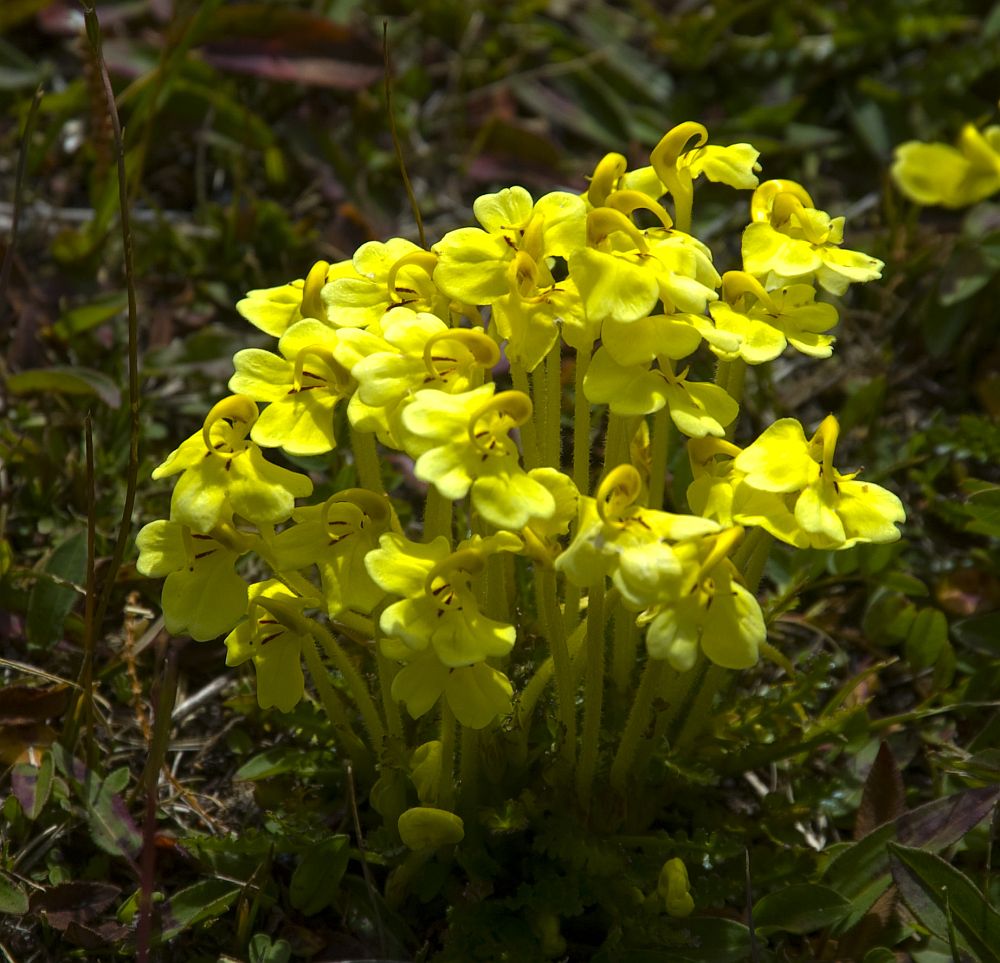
xmin=742 ymin=180 xmax=883 ymax=296
xmin=236 ymin=260 xmax=354 ymax=337
xmin=892 ymin=123 xmax=1000 ymax=208
xmin=229 ymin=319 xmax=354 ymax=456
xmin=584 ymin=347 xmax=738 ymax=437
xmin=708 ymin=271 xmax=839 ymax=363
xmin=322 ymin=239 xmax=447 ymax=329
xmin=400 ymin=385 xmax=555 ymax=529
xmin=271 ymin=489 xmax=395 ymax=618
xmin=658 ymin=858 xmax=695 ymax=918
xmin=366 ymin=531 xmax=521 ymax=666
xmin=152 ymin=395 xmax=313 ymax=532
xmin=433 ymin=187 xmax=586 ymax=304
xmin=224 ymin=580 xmax=313 ymax=712
xmin=733 ymin=415 xmax=905 ymax=549
xmin=636 ymin=528 xmax=764 ymax=671
xmin=135 ymin=516 xmax=251 ymax=640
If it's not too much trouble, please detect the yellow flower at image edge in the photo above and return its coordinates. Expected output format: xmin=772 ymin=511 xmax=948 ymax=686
xmin=224 ymin=581 xmax=312 ymax=713
xmin=892 ymin=123 xmax=1000 ymax=208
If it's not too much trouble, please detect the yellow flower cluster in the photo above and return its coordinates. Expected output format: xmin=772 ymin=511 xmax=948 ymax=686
xmin=137 ymin=120 xmax=904 ymax=834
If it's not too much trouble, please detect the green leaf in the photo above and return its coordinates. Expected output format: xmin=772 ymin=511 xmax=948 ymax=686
xmin=888 ymin=843 xmax=1000 ymax=963
xmin=27 ymin=531 xmax=86 ymax=648
xmin=84 ymin=767 xmax=142 ymax=861
xmin=289 ymin=835 xmax=350 ymax=915
xmin=0 ymin=873 xmax=29 ymax=915
xmin=905 ymin=608 xmax=948 ymax=671
xmin=12 ymin=749 xmax=54 ymax=820
xmin=249 ymin=933 xmax=292 ymax=963
xmin=753 ymin=883 xmax=851 ymax=935
xmin=234 ymin=747 xmax=314 ymax=781
xmin=669 ymin=918 xmax=752 ymax=962
xmin=862 ymin=950 xmax=899 ymax=963
xmin=5 ymin=366 xmax=121 ymax=408
xmin=155 ymin=878 xmax=241 ymax=945
xmin=53 ymin=293 xmax=129 ymax=340
xmin=822 ymin=785 xmax=1000 ymax=933
xmin=952 ymin=612 xmax=1000 ymax=656
xmin=962 ymin=485 xmax=1000 ymax=537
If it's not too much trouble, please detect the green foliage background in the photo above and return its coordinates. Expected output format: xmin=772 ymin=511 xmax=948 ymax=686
xmin=1 ymin=0 xmax=999 ymax=960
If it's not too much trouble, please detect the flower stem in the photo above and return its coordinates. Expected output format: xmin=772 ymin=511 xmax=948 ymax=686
xmin=674 ymin=664 xmax=728 ymax=751
xmin=511 ymin=360 xmax=540 ymax=470
xmin=648 ymin=407 xmax=672 ymax=510
xmin=576 ymin=580 xmax=607 ymax=808
xmin=307 ymin=617 xmax=386 ymax=752
xmin=423 ymin=486 xmax=452 ymax=544
xmin=438 ymin=701 xmax=456 ymax=810
xmin=459 ymin=725 xmax=479 ymax=811
xmin=610 ymin=656 xmax=666 ymax=792
xmin=610 ymin=599 xmax=638 ymax=695
xmin=536 ymin=566 xmax=576 ymax=766
xmin=373 ymin=603 xmax=403 ymax=742
xmin=602 ymin=413 xmax=635 ymax=476
xmin=573 ymin=346 xmax=593 ymax=493
xmin=350 ymin=425 xmax=383 ymax=493
xmin=544 ymin=340 xmax=563 ymax=469
xmin=735 ymin=527 xmax=773 ymax=592
xmin=300 ymin=634 xmax=370 ymax=764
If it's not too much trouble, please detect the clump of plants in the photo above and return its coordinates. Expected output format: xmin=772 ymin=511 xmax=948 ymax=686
xmin=138 ymin=121 xmax=910 ymax=959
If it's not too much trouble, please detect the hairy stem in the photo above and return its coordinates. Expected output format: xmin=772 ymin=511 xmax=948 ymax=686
xmin=576 ymin=581 xmax=607 ymax=808
xmin=610 ymin=656 xmax=666 ymax=792
xmin=573 ymin=345 xmax=594 ymax=493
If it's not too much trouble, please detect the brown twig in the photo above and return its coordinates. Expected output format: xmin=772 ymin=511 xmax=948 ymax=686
xmin=0 ymin=84 xmax=43 ymax=321
xmin=78 ymin=3 xmax=143 ymax=689
xmin=383 ymin=21 xmax=425 ymax=248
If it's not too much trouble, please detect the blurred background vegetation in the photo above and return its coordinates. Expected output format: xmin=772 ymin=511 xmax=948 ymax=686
xmin=1 ymin=0 xmax=999 ymax=960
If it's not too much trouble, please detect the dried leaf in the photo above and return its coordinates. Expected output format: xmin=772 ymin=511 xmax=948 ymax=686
xmin=855 ymin=742 xmax=906 ymax=840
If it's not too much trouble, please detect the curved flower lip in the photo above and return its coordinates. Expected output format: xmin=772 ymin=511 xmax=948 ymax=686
xmin=596 ymin=464 xmax=644 ymax=523
xmin=422 ymin=328 xmax=500 ymax=380
xmin=467 ymin=390 xmax=533 ymax=452
xmin=200 ymin=395 xmax=259 ymax=459
xmin=750 ymin=179 xmax=815 ymax=223
xmin=423 ymin=548 xmax=486 ymax=598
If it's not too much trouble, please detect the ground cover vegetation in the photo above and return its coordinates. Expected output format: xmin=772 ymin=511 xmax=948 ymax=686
xmin=1 ymin=1 xmax=999 ymax=961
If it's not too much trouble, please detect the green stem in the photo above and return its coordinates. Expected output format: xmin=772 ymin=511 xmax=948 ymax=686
xmin=576 ymin=581 xmax=607 ymax=808
xmin=536 ymin=566 xmax=576 ymax=765
xmin=438 ymin=701 xmax=457 ymax=810
xmin=610 ymin=656 xmax=666 ymax=792
xmin=350 ymin=425 xmax=383 ymax=494
xmin=306 ymin=617 xmax=386 ymax=753
xmin=544 ymin=340 xmax=563 ymax=470
xmin=459 ymin=725 xmax=479 ymax=811
xmin=726 ymin=358 xmax=747 ymax=406
xmin=300 ymin=634 xmax=370 ymax=765
xmin=375 ymin=645 xmax=404 ymax=742
xmin=610 ymin=600 xmax=638 ymax=695
xmin=423 ymin=486 xmax=453 ymax=543
xmin=563 ymin=582 xmax=582 ymax=638
xmin=510 ymin=361 xmax=540 ymax=470
xmin=602 ymin=414 xmax=635 ymax=476
xmin=647 ymin=407 xmax=672 ymax=510
xmin=737 ymin=528 xmax=773 ymax=592
xmin=517 ymin=618 xmax=588 ymax=742
xmin=573 ymin=346 xmax=593 ymax=493
xmin=674 ymin=664 xmax=728 ymax=751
